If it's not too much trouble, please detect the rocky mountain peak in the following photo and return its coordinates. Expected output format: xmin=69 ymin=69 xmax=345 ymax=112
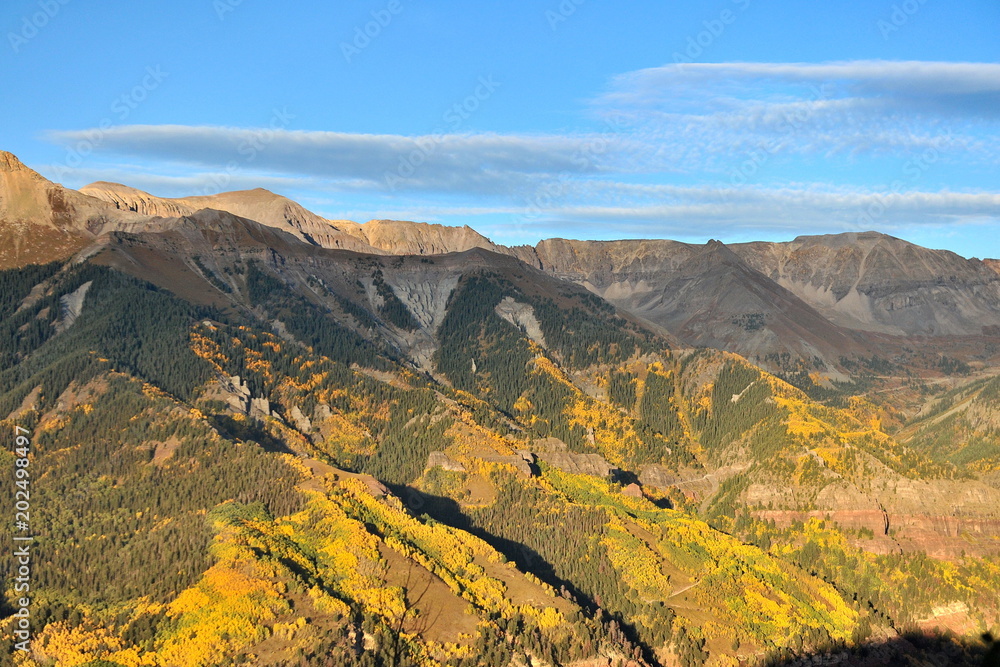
xmin=696 ymin=238 xmax=743 ymax=263
xmin=81 ymin=181 xmax=197 ymax=218
xmin=791 ymin=230 xmax=898 ymax=246
xmin=79 ymin=180 xmax=380 ymax=253
xmin=0 ymin=150 xmax=28 ymax=172
xmin=0 ymin=153 xmax=167 ymax=268
xmin=4 ymin=148 xmax=1000 ymax=370
xmin=355 ymin=218 xmax=503 ymax=255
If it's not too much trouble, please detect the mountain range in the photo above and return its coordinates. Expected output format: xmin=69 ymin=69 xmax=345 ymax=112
xmin=6 ymin=150 xmax=1000 ymax=376
xmin=2 ymin=149 xmax=1000 ymax=666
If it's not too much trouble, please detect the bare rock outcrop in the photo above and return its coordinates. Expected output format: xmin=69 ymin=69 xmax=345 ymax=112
xmin=54 ymin=280 xmax=92 ymax=333
xmin=638 ymin=464 xmax=682 ymax=489
xmin=536 ymin=451 xmax=617 ymax=478
xmin=288 ymin=405 xmax=313 ymax=433
xmin=426 ymin=451 xmax=467 ymax=473
xmin=349 ymin=219 xmax=503 ymax=256
xmin=752 ymin=478 xmax=1000 ymax=558
xmin=201 ymin=374 xmax=280 ymax=421
xmin=494 ymin=296 xmax=546 ymax=348
xmin=0 ymin=152 xmax=155 ymax=267
xmin=621 ymin=483 xmax=644 ymax=498
xmin=473 ymin=450 xmax=536 ymax=477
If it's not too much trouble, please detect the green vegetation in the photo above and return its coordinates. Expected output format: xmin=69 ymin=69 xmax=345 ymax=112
xmin=192 ymin=255 xmax=233 ymax=293
xmin=638 ymin=367 xmax=684 ymax=440
xmin=246 ymin=260 xmax=392 ymax=370
xmin=697 ymin=360 xmax=778 ymax=451
xmin=0 ymin=259 xmax=997 ymax=666
xmin=608 ymin=369 xmax=637 ymax=410
xmin=371 ymin=268 xmax=419 ymax=330
xmin=732 ymin=312 xmax=766 ymax=331
xmin=0 ymin=264 xmax=214 ymax=411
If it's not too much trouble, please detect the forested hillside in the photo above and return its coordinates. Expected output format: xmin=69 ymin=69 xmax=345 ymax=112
xmin=0 ymin=222 xmax=998 ymax=667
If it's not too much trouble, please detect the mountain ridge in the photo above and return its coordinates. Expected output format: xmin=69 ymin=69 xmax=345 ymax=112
xmin=6 ymin=151 xmax=1000 ymax=372
xmin=3 ymin=149 xmax=1000 ymax=664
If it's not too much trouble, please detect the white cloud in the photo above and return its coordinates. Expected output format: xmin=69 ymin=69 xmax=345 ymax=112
xmin=602 ymin=61 xmax=1000 ymax=113
xmin=592 ymin=60 xmax=1000 ymax=167
xmin=45 ymin=61 xmax=1000 ymax=191
xmin=523 ymin=186 xmax=1000 ymax=227
xmin=45 ymin=125 xmax=631 ymax=196
xmin=39 ymin=162 xmax=326 ymax=197
xmin=39 ymin=61 xmax=1000 ymax=249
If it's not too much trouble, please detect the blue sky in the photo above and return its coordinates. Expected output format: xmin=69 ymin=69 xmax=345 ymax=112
xmin=2 ymin=1 xmax=999 ymax=258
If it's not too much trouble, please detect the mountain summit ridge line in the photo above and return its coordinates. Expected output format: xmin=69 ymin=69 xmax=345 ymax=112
xmin=4 ymin=150 xmax=1000 ymax=370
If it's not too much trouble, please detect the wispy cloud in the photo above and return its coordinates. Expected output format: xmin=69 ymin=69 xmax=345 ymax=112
xmin=600 ymin=61 xmax=1000 ymax=115
xmin=541 ymin=187 xmax=1000 ymax=224
xmin=43 ymin=162 xmax=321 ymax=197
xmin=45 ymin=125 xmax=627 ymax=196
xmin=479 ymin=187 xmax=1000 ymax=248
xmin=591 ymin=60 xmax=1000 ymax=166
xmin=46 ymin=60 xmax=1000 ymax=187
xmin=41 ymin=60 xmax=1000 ymax=249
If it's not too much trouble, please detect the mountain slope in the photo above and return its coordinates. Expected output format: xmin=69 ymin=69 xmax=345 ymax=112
xmin=81 ymin=209 xmax=1000 ymax=558
xmin=525 ymin=237 xmax=872 ymax=368
xmin=0 ymin=151 xmax=984 ymax=375
xmin=0 ymin=257 xmax=888 ymax=665
xmin=897 ymin=373 xmax=1000 ymax=483
xmin=524 ymin=232 xmax=1000 ymax=341
xmin=46 ymin=159 xmax=1000 ymax=373
xmin=3 ymin=152 xmax=1000 ymax=664
xmin=732 ymin=232 xmax=1000 ymax=336
xmin=0 ymin=152 xmax=155 ymax=268
xmin=80 ymin=181 xmax=380 ymax=253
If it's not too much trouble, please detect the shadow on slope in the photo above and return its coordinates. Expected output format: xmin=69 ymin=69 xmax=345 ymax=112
xmin=763 ymin=631 xmax=999 ymax=667
xmin=386 ymin=483 xmax=660 ymax=664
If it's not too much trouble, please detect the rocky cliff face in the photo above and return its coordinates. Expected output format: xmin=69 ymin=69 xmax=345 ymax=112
xmin=81 ymin=182 xmax=380 ymax=253
xmin=510 ymin=233 xmax=1000 ymax=368
xmin=731 ymin=232 xmax=1000 ymax=336
xmin=521 ymin=237 xmax=872 ymax=365
xmin=751 ymin=477 xmax=1000 ymax=559
xmin=348 ymin=219 xmax=504 ymax=255
xmin=6 ymin=151 xmax=1000 ymax=371
xmin=79 ymin=181 xmax=197 ymax=218
xmin=0 ymin=152 xmax=155 ymax=267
